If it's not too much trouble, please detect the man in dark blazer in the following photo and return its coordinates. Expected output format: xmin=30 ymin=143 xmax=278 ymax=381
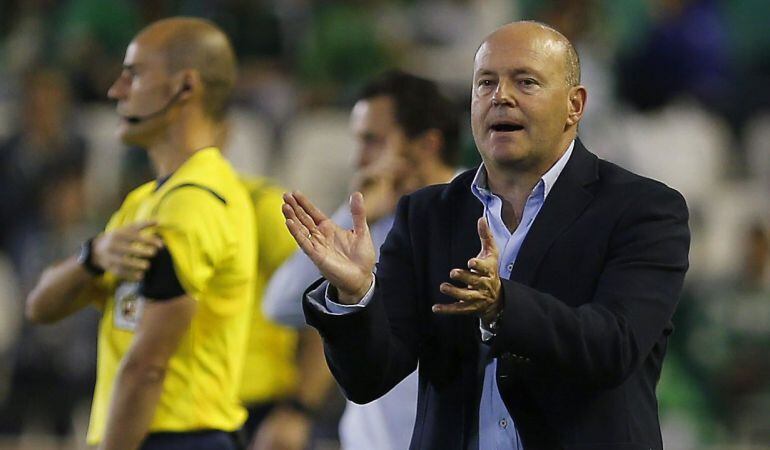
xmin=282 ymin=21 xmax=690 ymax=450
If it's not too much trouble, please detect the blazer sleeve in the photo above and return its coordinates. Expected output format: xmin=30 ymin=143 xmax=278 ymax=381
xmin=303 ymin=196 xmax=421 ymax=404
xmin=491 ymin=183 xmax=690 ymax=388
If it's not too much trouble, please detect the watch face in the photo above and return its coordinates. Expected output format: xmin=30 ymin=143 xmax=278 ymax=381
xmin=77 ymin=239 xmax=104 ymax=275
xmin=77 ymin=241 xmax=90 ymax=265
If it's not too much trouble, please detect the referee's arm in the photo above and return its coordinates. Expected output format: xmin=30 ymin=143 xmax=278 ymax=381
xmin=26 ymin=221 xmax=162 ymax=324
xmin=99 ymin=243 xmax=193 ymax=450
xmin=99 ymin=293 xmax=195 ymax=450
xmin=26 ymin=256 xmax=105 ymax=323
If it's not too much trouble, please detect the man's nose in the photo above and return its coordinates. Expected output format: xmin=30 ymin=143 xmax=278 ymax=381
xmin=107 ymin=75 xmax=127 ymax=101
xmin=491 ymin=81 xmax=515 ymax=107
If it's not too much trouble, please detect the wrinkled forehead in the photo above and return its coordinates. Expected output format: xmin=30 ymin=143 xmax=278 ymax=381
xmin=473 ymin=27 xmax=567 ymax=75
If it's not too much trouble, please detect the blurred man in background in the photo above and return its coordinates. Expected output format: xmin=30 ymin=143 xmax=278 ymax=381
xmin=259 ymin=70 xmax=461 ymax=450
xmin=25 ymin=17 xmax=254 ymax=450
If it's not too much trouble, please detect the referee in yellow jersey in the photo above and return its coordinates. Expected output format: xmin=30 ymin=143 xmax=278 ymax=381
xmin=26 ymin=17 xmax=254 ymax=450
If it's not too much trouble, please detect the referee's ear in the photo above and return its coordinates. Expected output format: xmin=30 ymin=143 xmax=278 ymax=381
xmin=176 ymin=69 xmax=201 ymax=102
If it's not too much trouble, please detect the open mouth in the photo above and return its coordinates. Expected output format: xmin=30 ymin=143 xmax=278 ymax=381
xmin=489 ymin=123 xmax=524 ymax=132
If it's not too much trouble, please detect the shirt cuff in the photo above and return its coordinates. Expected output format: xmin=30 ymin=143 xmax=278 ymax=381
xmin=324 ymin=276 xmax=376 ymax=315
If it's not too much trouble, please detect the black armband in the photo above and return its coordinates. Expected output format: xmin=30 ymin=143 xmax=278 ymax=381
xmin=139 ymin=247 xmax=186 ymax=300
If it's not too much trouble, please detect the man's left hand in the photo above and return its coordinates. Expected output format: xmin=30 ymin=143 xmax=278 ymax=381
xmin=434 ymin=217 xmax=503 ymax=324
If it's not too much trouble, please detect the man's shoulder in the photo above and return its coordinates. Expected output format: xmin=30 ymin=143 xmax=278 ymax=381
xmin=407 ymin=167 xmax=477 ymax=206
xmin=167 ymin=148 xmax=248 ymax=205
xmin=122 ymin=180 xmax=157 ymax=206
xmin=595 ymin=156 xmax=686 ymax=205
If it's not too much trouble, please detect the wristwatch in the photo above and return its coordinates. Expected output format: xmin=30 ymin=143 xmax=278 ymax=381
xmin=77 ymin=237 xmax=105 ymax=276
xmin=487 ymin=308 xmax=504 ymax=333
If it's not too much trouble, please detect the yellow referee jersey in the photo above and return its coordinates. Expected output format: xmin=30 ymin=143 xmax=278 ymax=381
xmin=85 ymin=147 xmax=256 ymax=444
xmin=238 ymin=177 xmax=299 ymax=405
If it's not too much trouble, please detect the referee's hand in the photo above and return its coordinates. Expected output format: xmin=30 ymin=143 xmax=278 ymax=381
xmin=92 ymin=221 xmax=164 ymax=281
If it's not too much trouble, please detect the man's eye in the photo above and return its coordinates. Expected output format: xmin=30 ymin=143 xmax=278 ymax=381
xmin=478 ymin=79 xmax=493 ymax=87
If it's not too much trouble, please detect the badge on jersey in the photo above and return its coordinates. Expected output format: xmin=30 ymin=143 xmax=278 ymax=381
xmin=114 ymin=281 xmax=145 ymax=331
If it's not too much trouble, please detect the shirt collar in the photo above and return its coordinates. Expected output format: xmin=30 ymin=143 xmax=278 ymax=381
xmin=471 ymin=140 xmax=575 ymax=203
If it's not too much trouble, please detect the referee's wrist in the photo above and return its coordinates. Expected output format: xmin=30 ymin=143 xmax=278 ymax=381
xmin=77 ymin=236 xmax=105 ymax=276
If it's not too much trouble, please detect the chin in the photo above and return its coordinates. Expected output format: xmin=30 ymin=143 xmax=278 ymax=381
xmin=487 ymin=152 xmax=540 ymax=173
xmin=118 ymin=131 xmax=147 ymax=148
xmin=117 ymin=121 xmax=154 ymax=148
xmin=485 ymin=145 xmax=527 ymax=165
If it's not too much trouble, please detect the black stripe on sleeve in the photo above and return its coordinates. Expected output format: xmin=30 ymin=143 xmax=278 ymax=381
xmin=165 ymin=183 xmax=227 ymax=205
xmin=140 ymin=247 xmax=186 ymax=301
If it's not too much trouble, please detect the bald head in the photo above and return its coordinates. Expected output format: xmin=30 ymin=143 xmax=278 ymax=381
xmin=478 ymin=21 xmax=580 ymax=87
xmin=135 ymin=17 xmax=237 ymax=121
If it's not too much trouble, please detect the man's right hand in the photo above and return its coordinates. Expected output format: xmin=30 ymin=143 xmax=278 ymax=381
xmin=282 ymin=191 xmax=375 ymax=304
xmin=92 ymin=221 xmax=164 ymax=281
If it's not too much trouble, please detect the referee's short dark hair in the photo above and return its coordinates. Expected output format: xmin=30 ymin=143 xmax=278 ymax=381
xmin=357 ymin=70 xmax=461 ymax=167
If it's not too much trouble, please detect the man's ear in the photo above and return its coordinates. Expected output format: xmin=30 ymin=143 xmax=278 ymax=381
xmin=178 ymin=70 xmax=202 ymax=99
xmin=566 ymin=85 xmax=587 ymax=127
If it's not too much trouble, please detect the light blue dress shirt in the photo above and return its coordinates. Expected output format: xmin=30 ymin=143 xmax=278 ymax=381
xmin=470 ymin=141 xmax=574 ymax=450
xmin=321 ymin=145 xmax=574 ymax=450
xmin=471 ymin=141 xmax=575 ymax=450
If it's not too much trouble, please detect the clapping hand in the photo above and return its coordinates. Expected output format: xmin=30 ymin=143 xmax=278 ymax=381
xmin=434 ymin=217 xmax=503 ymax=324
xmin=282 ymin=191 xmax=376 ymax=304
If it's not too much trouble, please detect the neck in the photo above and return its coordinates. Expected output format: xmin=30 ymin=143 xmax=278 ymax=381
xmin=146 ymin=115 xmax=220 ymax=178
xmin=485 ymin=166 xmax=541 ymax=231
xmin=484 ymin=136 xmax=573 ymax=230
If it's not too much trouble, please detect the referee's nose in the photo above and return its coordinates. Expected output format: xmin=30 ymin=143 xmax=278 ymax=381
xmin=108 ymin=71 xmax=130 ymax=101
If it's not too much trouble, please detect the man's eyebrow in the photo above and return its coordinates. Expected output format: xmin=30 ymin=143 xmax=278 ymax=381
xmin=509 ymin=67 xmax=543 ymax=78
xmin=474 ymin=67 xmax=544 ymax=79
xmin=474 ymin=69 xmax=496 ymax=78
xmin=122 ymin=63 xmax=138 ymax=73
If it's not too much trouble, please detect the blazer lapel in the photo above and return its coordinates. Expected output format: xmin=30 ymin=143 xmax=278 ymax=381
xmin=449 ymin=182 xmax=483 ymax=279
xmin=510 ymin=140 xmax=599 ymax=286
xmin=442 ymin=171 xmax=484 ymax=346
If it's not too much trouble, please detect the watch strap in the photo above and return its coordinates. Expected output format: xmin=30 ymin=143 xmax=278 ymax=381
xmin=78 ymin=237 xmax=105 ymax=276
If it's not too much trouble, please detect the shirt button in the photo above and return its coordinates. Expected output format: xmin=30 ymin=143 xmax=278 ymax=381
xmin=499 ymin=418 xmax=508 ymax=429
xmin=507 ymin=263 xmax=514 ymax=271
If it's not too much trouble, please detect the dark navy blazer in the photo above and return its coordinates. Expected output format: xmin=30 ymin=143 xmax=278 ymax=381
xmin=304 ymin=140 xmax=690 ymax=450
